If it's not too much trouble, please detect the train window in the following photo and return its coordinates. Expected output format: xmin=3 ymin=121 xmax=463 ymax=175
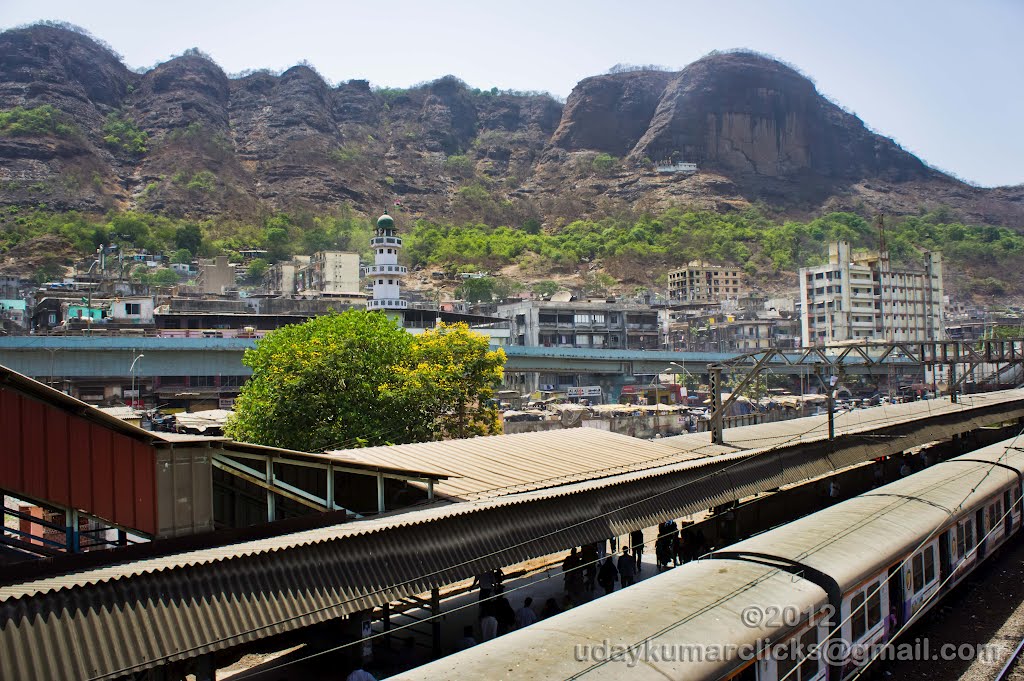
xmin=957 ymin=523 xmax=966 ymax=557
xmin=867 ymin=586 xmax=882 ymax=627
xmin=924 ymin=546 xmax=936 ymax=584
xmin=851 ymin=592 xmax=867 ymax=641
xmin=777 ymin=649 xmax=797 ymax=681
xmin=965 ymin=520 xmax=975 ymax=550
xmin=729 ymin=663 xmax=757 ymax=681
xmin=912 ymin=553 xmax=924 ymax=592
xmin=798 ymin=627 xmax=820 ymax=680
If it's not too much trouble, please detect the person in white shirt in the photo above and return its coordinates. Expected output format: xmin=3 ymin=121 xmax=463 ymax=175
xmin=515 ymin=597 xmax=538 ymax=629
xmin=480 ymin=612 xmax=498 ymax=641
xmin=346 ymin=666 xmax=376 ymax=681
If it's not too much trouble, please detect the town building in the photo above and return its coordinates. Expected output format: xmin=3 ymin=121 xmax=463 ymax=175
xmin=296 ymin=252 xmax=360 ymax=295
xmin=0 ymin=298 xmax=27 ymax=333
xmin=196 ymin=256 xmax=236 ymax=295
xmin=265 ymin=256 xmax=309 ymax=295
xmin=0 ymin=274 xmax=28 ymax=298
xmin=800 ymin=241 xmax=944 ymax=347
xmin=667 ymin=310 xmax=800 ymax=352
xmin=497 ymin=299 xmax=666 ymax=350
xmin=668 ymin=262 xmax=747 ymax=304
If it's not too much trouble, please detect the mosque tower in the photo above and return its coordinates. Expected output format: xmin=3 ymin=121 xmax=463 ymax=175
xmin=366 ymin=213 xmax=408 ymax=311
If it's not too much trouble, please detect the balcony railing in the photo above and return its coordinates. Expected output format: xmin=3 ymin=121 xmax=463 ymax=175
xmin=364 ymin=265 xmax=408 ymax=276
xmin=367 ymin=299 xmax=408 ymax=309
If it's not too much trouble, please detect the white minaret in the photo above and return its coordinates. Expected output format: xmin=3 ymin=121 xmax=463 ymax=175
xmin=366 ymin=213 xmax=408 ymax=310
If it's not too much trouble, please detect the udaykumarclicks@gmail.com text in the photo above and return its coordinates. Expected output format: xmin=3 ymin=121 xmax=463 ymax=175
xmin=573 ymin=638 xmax=1004 ymax=668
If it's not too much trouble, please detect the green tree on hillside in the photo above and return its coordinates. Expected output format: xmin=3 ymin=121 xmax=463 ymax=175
xmin=150 ymin=268 xmax=180 ymax=286
xmin=175 ymin=224 xmax=203 ymax=254
xmin=246 ymin=258 xmax=269 ymax=283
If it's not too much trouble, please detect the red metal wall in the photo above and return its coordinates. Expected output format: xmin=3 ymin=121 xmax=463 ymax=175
xmin=0 ymin=385 xmax=158 ymax=535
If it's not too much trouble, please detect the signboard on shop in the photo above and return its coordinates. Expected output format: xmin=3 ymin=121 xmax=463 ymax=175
xmin=567 ymin=386 xmax=602 ymax=398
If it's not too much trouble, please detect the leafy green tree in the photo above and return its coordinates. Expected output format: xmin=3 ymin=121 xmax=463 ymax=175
xmin=532 ymin=280 xmax=560 ymax=298
xmin=0 ymin=105 xmax=77 ymax=138
xmin=171 ymin=248 xmax=193 ymax=264
xmin=387 ymin=322 xmax=505 ymax=439
xmin=33 ymin=260 xmax=65 ymax=284
xmin=150 ymin=268 xmax=180 ymax=286
xmin=227 ymin=311 xmax=419 ymax=450
xmin=225 ymin=312 xmax=506 ymax=450
xmin=264 ymin=222 xmax=292 ymax=262
xmin=492 ymin=277 xmax=524 ymax=301
xmin=246 ymin=258 xmax=269 ymax=283
xmin=591 ymin=153 xmax=617 ymax=176
xmin=457 ymin=276 xmax=496 ymax=302
xmin=175 ymin=224 xmax=203 ymax=254
xmin=102 ymin=113 xmax=148 ymax=154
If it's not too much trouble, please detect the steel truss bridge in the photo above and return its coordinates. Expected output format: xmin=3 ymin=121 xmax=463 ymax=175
xmin=705 ymin=339 xmax=1024 ymax=444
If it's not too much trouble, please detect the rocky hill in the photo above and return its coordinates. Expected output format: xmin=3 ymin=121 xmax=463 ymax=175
xmin=0 ymin=23 xmax=1020 ymax=228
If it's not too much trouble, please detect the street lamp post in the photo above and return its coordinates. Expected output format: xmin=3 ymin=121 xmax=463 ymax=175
xmin=130 ymin=353 xmax=144 ymax=409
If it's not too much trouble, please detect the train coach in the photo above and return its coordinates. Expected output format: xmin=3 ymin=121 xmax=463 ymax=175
xmin=394 ymin=437 xmax=1024 ymax=680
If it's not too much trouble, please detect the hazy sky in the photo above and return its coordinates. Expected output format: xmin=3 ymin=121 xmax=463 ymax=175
xmin=3 ymin=0 xmax=1021 ymax=187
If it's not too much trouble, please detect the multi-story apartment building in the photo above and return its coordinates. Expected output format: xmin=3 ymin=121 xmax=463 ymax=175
xmin=800 ymin=241 xmax=944 ymax=346
xmin=297 ymin=251 xmax=361 ymax=295
xmin=668 ymin=262 xmax=747 ymax=303
xmin=497 ymin=300 xmax=665 ymax=350
xmin=265 ymin=256 xmax=310 ymax=295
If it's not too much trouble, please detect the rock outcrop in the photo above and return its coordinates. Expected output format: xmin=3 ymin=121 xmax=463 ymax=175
xmin=0 ymin=24 xmax=1019 ymax=227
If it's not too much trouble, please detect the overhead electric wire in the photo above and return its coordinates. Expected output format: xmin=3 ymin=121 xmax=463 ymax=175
xmin=87 ymin=388 xmax=995 ymax=680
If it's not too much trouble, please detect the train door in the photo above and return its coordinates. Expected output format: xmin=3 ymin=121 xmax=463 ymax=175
xmin=938 ymin=530 xmax=952 ymax=584
xmin=887 ymin=565 xmax=906 ymax=625
xmin=976 ymin=508 xmax=987 ymax=561
xmin=1005 ymin=491 xmax=1013 ymax=535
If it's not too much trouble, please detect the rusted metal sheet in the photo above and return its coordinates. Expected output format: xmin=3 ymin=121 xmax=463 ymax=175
xmin=0 ymin=382 xmax=159 ymax=535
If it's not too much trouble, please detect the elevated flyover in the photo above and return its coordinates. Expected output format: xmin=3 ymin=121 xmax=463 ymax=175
xmin=3 ymin=389 xmax=1024 ymax=680
xmin=0 ymin=337 xmax=919 ymax=380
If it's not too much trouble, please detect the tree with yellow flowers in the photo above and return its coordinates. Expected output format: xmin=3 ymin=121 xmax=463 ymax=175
xmin=225 ymin=311 xmax=505 ymax=451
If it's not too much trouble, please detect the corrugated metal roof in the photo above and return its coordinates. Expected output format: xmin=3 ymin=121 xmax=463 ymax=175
xmin=326 ymin=392 xmax=1024 ymax=501
xmin=2 ymin=398 xmax=1024 ymax=680
xmin=324 ymin=429 xmax=735 ymax=500
xmin=393 ymin=560 xmax=828 ymax=681
xmin=662 ymin=390 xmax=1024 ymax=451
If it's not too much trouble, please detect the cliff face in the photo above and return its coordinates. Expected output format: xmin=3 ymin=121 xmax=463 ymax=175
xmin=631 ymin=53 xmax=930 ymax=184
xmin=0 ymin=25 xmax=1018 ymax=227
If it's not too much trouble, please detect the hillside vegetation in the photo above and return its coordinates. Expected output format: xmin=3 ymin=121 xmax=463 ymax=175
xmin=2 ymin=205 xmax=1020 ymax=298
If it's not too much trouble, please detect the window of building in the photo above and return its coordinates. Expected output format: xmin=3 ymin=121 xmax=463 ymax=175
xmin=125 ymin=303 xmax=141 ymax=315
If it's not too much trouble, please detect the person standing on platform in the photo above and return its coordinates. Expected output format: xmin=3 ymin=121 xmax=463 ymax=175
xmin=598 ymin=556 xmax=618 ymax=595
xmin=630 ymin=528 xmax=645 ymax=572
xmin=515 ymin=597 xmax=538 ymax=629
xmin=618 ymin=546 xmax=637 ymax=587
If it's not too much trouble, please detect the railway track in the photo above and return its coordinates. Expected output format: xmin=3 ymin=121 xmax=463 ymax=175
xmin=995 ymin=635 xmax=1024 ymax=681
